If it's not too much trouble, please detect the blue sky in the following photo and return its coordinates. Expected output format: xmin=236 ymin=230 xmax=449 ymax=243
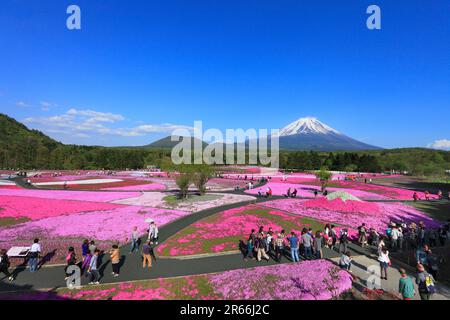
xmin=0 ymin=0 xmax=449 ymax=149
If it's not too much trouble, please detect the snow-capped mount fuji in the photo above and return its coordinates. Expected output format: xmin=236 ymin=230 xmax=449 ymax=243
xmin=276 ymin=117 xmax=381 ymax=151
xmin=279 ymin=117 xmax=340 ymax=136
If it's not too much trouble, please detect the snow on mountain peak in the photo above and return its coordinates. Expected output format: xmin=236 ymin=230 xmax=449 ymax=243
xmin=279 ymin=117 xmax=340 ymax=136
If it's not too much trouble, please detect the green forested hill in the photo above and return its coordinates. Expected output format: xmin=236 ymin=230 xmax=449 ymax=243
xmin=0 ymin=113 xmax=62 ymax=168
xmin=0 ymin=113 xmax=169 ymax=170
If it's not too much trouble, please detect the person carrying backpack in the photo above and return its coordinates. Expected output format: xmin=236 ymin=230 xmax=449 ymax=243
xmin=416 ymin=264 xmax=436 ymax=300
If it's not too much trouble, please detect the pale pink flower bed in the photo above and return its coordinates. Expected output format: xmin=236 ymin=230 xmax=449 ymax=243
xmin=0 ymin=205 xmax=190 ymax=242
xmin=0 ymin=196 xmax=120 ymax=220
xmin=101 ymin=183 xmax=166 ymax=191
xmin=206 ymin=178 xmax=246 ymax=190
xmin=28 ymin=175 xmax=105 ymax=183
xmin=262 ymin=198 xmax=440 ymax=233
xmin=0 ymin=189 xmax=140 ymax=203
xmin=113 ymin=192 xmax=256 ymax=212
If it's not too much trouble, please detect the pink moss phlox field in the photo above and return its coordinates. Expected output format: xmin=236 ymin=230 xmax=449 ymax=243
xmin=0 ymin=195 xmax=121 ymax=220
xmin=191 ymin=207 xmax=298 ymax=240
xmin=244 ymin=182 xmax=387 ymax=200
xmin=159 ymin=205 xmax=301 ymax=256
xmin=156 ymin=205 xmax=351 ymax=256
xmin=263 ymin=198 xmax=440 ymax=233
xmin=244 ymin=181 xmax=420 ymax=200
xmin=0 ymin=260 xmax=351 ymax=300
xmin=0 ymin=189 xmax=140 ymax=202
xmin=209 ymin=260 xmax=352 ymax=300
xmin=0 ymin=205 xmax=190 ymax=242
xmin=303 ymin=197 xmax=380 ymax=214
xmin=330 ymin=181 xmax=434 ymax=200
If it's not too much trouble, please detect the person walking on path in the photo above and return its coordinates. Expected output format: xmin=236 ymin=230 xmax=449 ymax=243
xmin=28 ymin=238 xmax=41 ymax=273
xmin=275 ymin=230 xmax=285 ymax=262
xmin=313 ymin=231 xmax=323 ymax=259
xmin=378 ymin=246 xmax=391 ymax=280
xmin=64 ymin=247 xmax=77 ymax=281
xmin=301 ymin=230 xmax=313 ymax=260
xmin=88 ymin=249 xmax=100 ymax=285
xmin=255 ymin=234 xmax=269 ymax=262
xmin=358 ymin=223 xmax=367 ymax=247
xmin=398 ymin=268 xmax=415 ymax=300
xmin=0 ymin=249 xmax=14 ymax=282
xmin=148 ymin=222 xmax=159 ymax=245
xmin=89 ymin=240 xmax=96 ymax=255
xmin=426 ymin=250 xmax=440 ymax=280
xmin=109 ymin=245 xmax=121 ymax=277
xmin=330 ymin=225 xmax=338 ymax=250
xmin=129 ymin=226 xmax=140 ymax=254
xmin=244 ymin=238 xmax=254 ymax=261
xmin=141 ymin=241 xmax=152 ymax=270
xmin=288 ymin=232 xmax=300 ymax=262
xmin=81 ymin=239 xmax=89 ymax=262
xmin=416 ymin=264 xmax=436 ymax=300
xmin=248 ymin=229 xmax=256 ymax=243
xmin=265 ymin=231 xmax=274 ymax=254
xmin=339 ymin=229 xmax=349 ymax=254
xmin=81 ymin=250 xmax=92 ymax=274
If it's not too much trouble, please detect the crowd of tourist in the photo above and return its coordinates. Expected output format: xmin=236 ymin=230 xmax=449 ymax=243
xmin=0 ymin=221 xmax=161 ymax=286
xmin=238 ymin=218 xmax=449 ymax=300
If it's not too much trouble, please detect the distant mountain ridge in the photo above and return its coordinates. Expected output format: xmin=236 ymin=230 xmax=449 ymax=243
xmin=147 ymin=117 xmax=381 ymax=152
xmin=145 ymin=136 xmax=207 ymax=149
xmin=275 ymin=117 xmax=381 ymax=151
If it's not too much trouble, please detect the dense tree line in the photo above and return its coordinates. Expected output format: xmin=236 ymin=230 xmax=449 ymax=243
xmin=279 ymin=149 xmax=450 ymax=176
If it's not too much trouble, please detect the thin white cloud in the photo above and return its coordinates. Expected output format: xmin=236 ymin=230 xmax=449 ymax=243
xmin=40 ymin=101 xmax=57 ymax=111
xmin=66 ymin=108 xmax=125 ymax=122
xmin=16 ymin=101 xmax=29 ymax=107
xmin=24 ymin=108 xmax=193 ymax=139
xmin=427 ymin=139 xmax=450 ymax=151
xmin=40 ymin=101 xmax=52 ymax=108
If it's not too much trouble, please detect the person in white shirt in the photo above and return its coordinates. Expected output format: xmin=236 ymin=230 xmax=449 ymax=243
xmin=339 ymin=251 xmax=353 ymax=271
xmin=148 ymin=222 xmax=159 ymax=244
xmin=391 ymin=225 xmax=400 ymax=249
xmin=378 ymin=246 xmax=390 ymax=280
xmin=28 ymin=238 xmax=41 ymax=272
